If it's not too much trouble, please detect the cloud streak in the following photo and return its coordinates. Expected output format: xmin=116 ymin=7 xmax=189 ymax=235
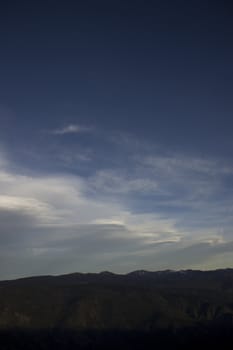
xmin=51 ymin=124 xmax=93 ymax=135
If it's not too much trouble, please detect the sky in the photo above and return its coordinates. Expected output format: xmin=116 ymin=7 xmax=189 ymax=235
xmin=0 ymin=0 xmax=233 ymax=279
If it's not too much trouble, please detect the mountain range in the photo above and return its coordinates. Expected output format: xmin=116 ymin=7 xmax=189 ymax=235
xmin=0 ymin=269 xmax=233 ymax=349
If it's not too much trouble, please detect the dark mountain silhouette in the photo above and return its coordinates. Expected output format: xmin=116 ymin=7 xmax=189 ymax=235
xmin=0 ymin=269 xmax=233 ymax=349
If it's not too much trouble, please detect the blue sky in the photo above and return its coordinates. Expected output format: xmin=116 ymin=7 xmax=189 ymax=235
xmin=0 ymin=0 xmax=233 ymax=279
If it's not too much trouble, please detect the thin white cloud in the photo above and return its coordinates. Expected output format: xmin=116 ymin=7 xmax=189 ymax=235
xmin=51 ymin=124 xmax=92 ymax=135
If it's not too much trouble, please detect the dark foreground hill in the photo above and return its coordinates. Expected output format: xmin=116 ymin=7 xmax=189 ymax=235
xmin=0 ymin=269 xmax=233 ymax=349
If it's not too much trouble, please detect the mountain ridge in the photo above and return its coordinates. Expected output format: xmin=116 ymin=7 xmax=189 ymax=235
xmin=0 ymin=269 xmax=233 ymax=348
xmin=2 ymin=267 xmax=233 ymax=283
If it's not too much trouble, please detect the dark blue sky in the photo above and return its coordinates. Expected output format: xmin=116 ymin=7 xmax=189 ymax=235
xmin=1 ymin=0 xmax=233 ymax=152
xmin=0 ymin=0 xmax=233 ymax=278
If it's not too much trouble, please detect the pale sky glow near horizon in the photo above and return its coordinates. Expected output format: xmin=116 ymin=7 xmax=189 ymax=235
xmin=0 ymin=0 xmax=233 ymax=279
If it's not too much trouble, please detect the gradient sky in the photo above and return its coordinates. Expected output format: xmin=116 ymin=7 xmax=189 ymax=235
xmin=0 ymin=0 xmax=233 ymax=279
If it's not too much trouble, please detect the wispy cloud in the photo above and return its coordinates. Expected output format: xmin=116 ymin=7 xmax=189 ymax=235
xmin=0 ymin=145 xmax=233 ymax=279
xmin=88 ymin=170 xmax=159 ymax=195
xmin=51 ymin=124 xmax=93 ymax=135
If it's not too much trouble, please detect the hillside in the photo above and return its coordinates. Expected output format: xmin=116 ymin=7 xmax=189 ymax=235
xmin=0 ymin=269 xmax=233 ymax=348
